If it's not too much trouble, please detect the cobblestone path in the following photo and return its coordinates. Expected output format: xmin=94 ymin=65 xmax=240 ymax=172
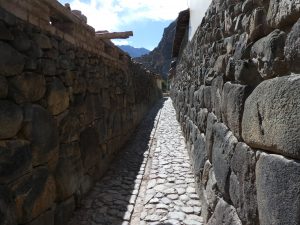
xmin=68 ymin=98 xmax=203 ymax=225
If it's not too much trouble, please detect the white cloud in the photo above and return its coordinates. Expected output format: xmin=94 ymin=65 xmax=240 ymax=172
xmin=66 ymin=0 xmax=188 ymax=31
xmin=188 ymin=0 xmax=212 ymax=39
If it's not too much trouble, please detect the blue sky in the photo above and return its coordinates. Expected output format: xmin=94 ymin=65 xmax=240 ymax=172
xmin=57 ymin=0 xmax=212 ymax=50
xmin=58 ymin=0 xmax=189 ymax=50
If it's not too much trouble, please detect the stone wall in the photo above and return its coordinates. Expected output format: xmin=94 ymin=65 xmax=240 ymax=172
xmin=171 ymin=0 xmax=300 ymax=224
xmin=0 ymin=2 xmax=161 ymax=225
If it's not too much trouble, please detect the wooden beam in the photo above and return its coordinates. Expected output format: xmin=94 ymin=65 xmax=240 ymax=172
xmin=96 ymin=31 xmax=133 ymax=39
xmin=96 ymin=30 xmax=109 ymax=34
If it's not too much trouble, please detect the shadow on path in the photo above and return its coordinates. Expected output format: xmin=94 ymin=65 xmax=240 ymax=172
xmin=68 ymin=98 xmax=167 ymax=225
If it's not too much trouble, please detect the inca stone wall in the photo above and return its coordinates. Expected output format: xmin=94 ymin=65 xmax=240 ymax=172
xmin=0 ymin=2 xmax=161 ymax=225
xmin=171 ymin=0 xmax=300 ymax=224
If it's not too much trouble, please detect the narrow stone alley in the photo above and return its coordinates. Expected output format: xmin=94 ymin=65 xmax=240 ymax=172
xmin=68 ymin=98 xmax=203 ymax=225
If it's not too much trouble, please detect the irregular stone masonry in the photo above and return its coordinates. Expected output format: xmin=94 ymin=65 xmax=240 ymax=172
xmin=170 ymin=0 xmax=300 ymax=224
xmin=0 ymin=0 xmax=125 ymax=61
xmin=0 ymin=3 xmax=161 ymax=225
xmin=67 ymin=99 xmax=164 ymax=225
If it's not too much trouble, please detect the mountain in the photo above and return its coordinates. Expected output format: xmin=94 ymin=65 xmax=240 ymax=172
xmin=135 ymin=20 xmax=176 ymax=80
xmin=118 ymin=45 xmax=150 ymax=58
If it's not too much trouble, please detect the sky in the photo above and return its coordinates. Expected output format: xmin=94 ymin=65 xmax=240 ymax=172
xmin=58 ymin=0 xmax=210 ymax=50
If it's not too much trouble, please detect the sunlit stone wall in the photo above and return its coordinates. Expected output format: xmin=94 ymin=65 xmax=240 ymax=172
xmin=171 ymin=0 xmax=300 ymax=224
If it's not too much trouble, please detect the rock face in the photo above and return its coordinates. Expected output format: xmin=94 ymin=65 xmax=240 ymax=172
xmin=285 ymin=18 xmax=300 ymax=73
xmin=267 ymin=0 xmax=300 ymax=28
xmin=0 ymin=100 xmax=23 ymax=139
xmin=0 ymin=5 xmax=162 ymax=225
xmin=171 ymin=0 xmax=300 ymax=224
xmin=0 ymin=41 xmax=24 ymax=76
xmin=135 ymin=21 xmax=176 ymax=79
xmin=46 ymin=78 xmax=69 ymax=115
xmin=242 ymin=75 xmax=300 ymax=159
xmin=117 ymin=45 xmax=150 ymax=58
xmin=251 ymin=29 xmax=288 ymax=78
xmin=8 ymin=72 xmax=46 ymax=103
xmin=256 ymin=152 xmax=300 ymax=225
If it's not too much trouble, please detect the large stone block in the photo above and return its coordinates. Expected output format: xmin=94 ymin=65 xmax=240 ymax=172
xmin=248 ymin=7 xmax=270 ymax=42
xmin=0 ymin=41 xmax=24 ymax=76
xmin=0 ymin=100 xmax=23 ymax=139
xmin=47 ymin=78 xmax=69 ymax=115
xmin=12 ymin=168 xmax=56 ymax=224
xmin=22 ymin=104 xmax=59 ymax=166
xmin=58 ymin=55 xmax=70 ymax=70
xmin=194 ymin=86 xmax=205 ymax=109
xmin=26 ymin=209 xmax=54 ymax=225
xmin=59 ymin=113 xmax=80 ymax=144
xmin=95 ymin=118 xmax=107 ymax=143
xmin=33 ymin=33 xmax=52 ymax=50
xmin=191 ymin=132 xmax=206 ymax=176
xmin=9 ymin=72 xmax=46 ymax=103
xmin=196 ymin=108 xmax=208 ymax=133
xmin=79 ymin=94 xmax=104 ymax=126
xmin=205 ymin=113 xmax=218 ymax=162
xmin=73 ymin=75 xmax=86 ymax=94
xmin=200 ymin=161 xmax=219 ymax=223
xmin=267 ymin=0 xmax=300 ymax=28
xmin=256 ymin=152 xmax=300 ymax=225
xmin=211 ymin=76 xmax=223 ymax=119
xmin=234 ymin=59 xmax=262 ymax=86
xmin=10 ymin=30 xmax=31 ymax=52
xmin=225 ymin=57 xmax=235 ymax=81
xmin=39 ymin=59 xmax=56 ymax=76
xmin=203 ymin=86 xmax=212 ymax=112
xmin=102 ymin=89 xmax=111 ymax=109
xmin=207 ymin=198 xmax=242 ymax=225
xmin=233 ymin=33 xmax=250 ymax=60
xmin=0 ymin=185 xmax=16 ymax=225
xmin=212 ymin=123 xmax=238 ymax=198
xmin=80 ymin=174 xmax=94 ymax=196
xmin=0 ymin=140 xmax=32 ymax=184
xmin=189 ymin=85 xmax=195 ymax=106
xmin=221 ymin=82 xmax=251 ymax=140
xmin=242 ymin=75 xmax=300 ymax=159
xmin=285 ymin=18 xmax=300 ymax=73
xmin=54 ymin=197 xmax=75 ymax=225
xmin=79 ymin=127 xmax=100 ymax=172
xmin=213 ymin=54 xmax=227 ymax=74
xmin=229 ymin=142 xmax=258 ymax=225
xmin=55 ymin=143 xmax=83 ymax=201
xmin=0 ymin=76 xmax=8 ymax=98
xmin=86 ymin=76 xmax=102 ymax=94
xmin=223 ymin=36 xmax=235 ymax=55
xmin=251 ymin=29 xmax=288 ymax=79
xmin=112 ymin=110 xmax=123 ymax=136
xmin=0 ymin=21 xmax=13 ymax=41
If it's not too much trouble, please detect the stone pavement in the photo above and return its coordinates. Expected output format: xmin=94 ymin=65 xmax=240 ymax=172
xmin=68 ymin=98 xmax=203 ymax=225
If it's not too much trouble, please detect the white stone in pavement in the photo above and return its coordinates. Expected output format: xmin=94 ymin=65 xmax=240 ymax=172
xmin=147 ymin=180 xmax=156 ymax=189
xmin=167 ymin=194 xmax=179 ymax=200
xmin=144 ymin=215 xmax=161 ymax=222
xmin=161 ymin=197 xmax=172 ymax=205
xmin=157 ymin=204 xmax=168 ymax=209
xmin=181 ymin=206 xmax=194 ymax=214
xmin=168 ymin=211 xmax=186 ymax=221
